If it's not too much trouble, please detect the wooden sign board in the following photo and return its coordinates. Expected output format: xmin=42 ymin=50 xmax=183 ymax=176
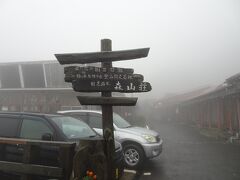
xmin=77 ymin=96 xmax=138 ymax=106
xmin=65 ymin=72 xmax=144 ymax=83
xmin=64 ymin=66 xmax=134 ymax=74
xmin=72 ymin=79 xmax=151 ymax=93
xmin=55 ymin=48 xmax=150 ymax=64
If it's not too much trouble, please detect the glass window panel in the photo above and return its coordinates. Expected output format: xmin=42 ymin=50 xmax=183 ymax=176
xmin=89 ymin=115 xmax=102 ymax=129
xmin=0 ymin=65 xmax=21 ymax=88
xmin=20 ymin=118 xmax=52 ymax=140
xmin=22 ymin=64 xmax=45 ymax=88
xmin=0 ymin=117 xmax=19 ymax=137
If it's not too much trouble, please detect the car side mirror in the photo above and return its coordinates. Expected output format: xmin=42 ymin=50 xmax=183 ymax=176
xmin=41 ymin=133 xmax=53 ymax=141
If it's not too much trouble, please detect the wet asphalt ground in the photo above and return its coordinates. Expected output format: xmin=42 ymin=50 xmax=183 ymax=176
xmin=135 ymin=119 xmax=240 ymax=180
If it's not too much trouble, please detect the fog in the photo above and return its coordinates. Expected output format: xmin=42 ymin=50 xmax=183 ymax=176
xmin=0 ymin=0 xmax=240 ymax=97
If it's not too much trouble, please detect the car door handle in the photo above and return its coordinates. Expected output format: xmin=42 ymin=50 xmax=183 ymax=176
xmin=16 ymin=144 xmax=24 ymax=151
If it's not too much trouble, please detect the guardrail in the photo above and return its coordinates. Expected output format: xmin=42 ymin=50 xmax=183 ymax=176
xmin=0 ymin=137 xmax=75 ymax=180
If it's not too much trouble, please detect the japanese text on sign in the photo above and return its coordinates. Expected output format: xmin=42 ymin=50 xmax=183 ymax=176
xmin=72 ymin=79 xmax=151 ymax=93
xmin=64 ymin=66 xmax=134 ymax=74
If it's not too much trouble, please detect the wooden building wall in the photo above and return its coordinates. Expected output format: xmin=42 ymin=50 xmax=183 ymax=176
xmin=179 ymin=94 xmax=240 ymax=134
xmin=0 ymin=90 xmax=80 ymax=113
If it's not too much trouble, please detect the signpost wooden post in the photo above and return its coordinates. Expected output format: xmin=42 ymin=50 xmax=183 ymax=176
xmin=100 ymin=39 xmax=115 ymax=180
xmin=55 ymin=39 xmax=151 ymax=180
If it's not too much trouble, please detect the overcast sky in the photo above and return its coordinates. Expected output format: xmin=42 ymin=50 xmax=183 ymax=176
xmin=0 ymin=0 xmax=240 ymax=98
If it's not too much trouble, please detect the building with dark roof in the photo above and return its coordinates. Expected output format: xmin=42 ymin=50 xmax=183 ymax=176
xmin=179 ymin=73 xmax=240 ymax=135
xmin=0 ymin=60 xmax=100 ymax=113
xmin=154 ymin=72 xmax=240 ymax=136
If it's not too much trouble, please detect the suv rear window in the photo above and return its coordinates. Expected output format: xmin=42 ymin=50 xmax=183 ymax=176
xmin=0 ymin=117 xmax=20 ymax=137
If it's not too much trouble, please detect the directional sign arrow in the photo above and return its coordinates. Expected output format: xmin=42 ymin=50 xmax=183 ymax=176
xmin=55 ymin=48 xmax=150 ymax=64
xmin=72 ymin=79 xmax=152 ymax=93
xmin=64 ymin=66 xmax=134 ymax=74
xmin=64 ymin=72 xmax=144 ymax=83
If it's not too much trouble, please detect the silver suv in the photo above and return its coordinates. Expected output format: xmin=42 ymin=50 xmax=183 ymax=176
xmin=58 ymin=110 xmax=163 ymax=169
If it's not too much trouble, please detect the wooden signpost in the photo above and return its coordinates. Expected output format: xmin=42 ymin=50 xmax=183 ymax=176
xmin=55 ymin=39 xmax=151 ymax=180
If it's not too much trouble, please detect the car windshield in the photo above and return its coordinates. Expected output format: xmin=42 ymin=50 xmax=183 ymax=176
xmin=113 ymin=113 xmax=131 ymax=128
xmin=50 ymin=116 xmax=96 ymax=139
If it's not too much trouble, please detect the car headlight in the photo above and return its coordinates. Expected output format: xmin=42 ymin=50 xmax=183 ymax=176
xmin=142 ymin=134 xmax=157 ymax=143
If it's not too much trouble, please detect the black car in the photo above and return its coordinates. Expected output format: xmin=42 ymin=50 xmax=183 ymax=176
xmin=0 ymin=112 xmax=123 ymax=179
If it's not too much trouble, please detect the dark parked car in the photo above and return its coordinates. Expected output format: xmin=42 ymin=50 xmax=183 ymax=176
xmin=0 ymin=112 xmax=123 ymax=179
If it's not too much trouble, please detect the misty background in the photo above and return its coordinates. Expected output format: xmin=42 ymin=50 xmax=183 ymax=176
xmin=0 ymin=0 xmax=239 ymax=98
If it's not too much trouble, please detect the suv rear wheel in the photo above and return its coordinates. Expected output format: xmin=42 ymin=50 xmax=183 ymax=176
xmin=123 ymin=144 xmax=144 ymax=169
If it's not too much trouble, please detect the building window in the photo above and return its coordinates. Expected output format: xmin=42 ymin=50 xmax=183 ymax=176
xmin=44 ymin=63 xmax=68 ymax=88
xmin=22 ymin=64 xmax=45 ymax=88
xmin=0 ymin=65 xmax=21 ymax=88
